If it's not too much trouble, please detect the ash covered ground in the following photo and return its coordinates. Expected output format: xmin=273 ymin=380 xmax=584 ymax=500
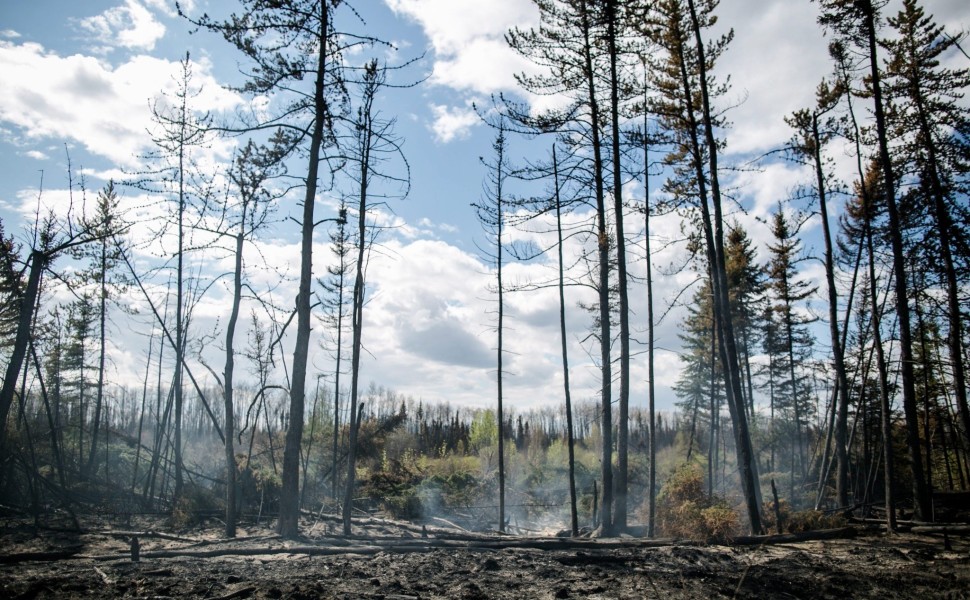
xmin=1 ymin=514 xmax=968 ymax=599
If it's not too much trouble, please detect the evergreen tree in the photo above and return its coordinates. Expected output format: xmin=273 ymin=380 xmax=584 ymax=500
xmin=816 ymin=0 xmax=931 ymax=519
xmin=883 ymin=0 xmax=970 ymax=456
xmin=0 ymin=218 xmax=22 ymax=354
xmin=766 ymin=208 xmax=817 ymax=506
xmin=63 ymin=294 xmax=96 ymax=471
xmin=673 ymin=275 xmax=723 ymax=484
xmin=724 ymin=224 xmax=766 ymax=419
xmin=73 ymin=181 xmax=127 ymax=478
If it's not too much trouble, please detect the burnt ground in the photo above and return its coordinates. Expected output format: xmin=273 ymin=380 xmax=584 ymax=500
xmin=1 ymin=514 xmax=969 ymax=599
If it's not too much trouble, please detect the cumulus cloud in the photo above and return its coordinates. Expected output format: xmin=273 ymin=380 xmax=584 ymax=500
xmin=144 ymin=0 xmax=194 ymax=18
xmin=0 ymin=41 xmax=241 ymax=167
xmin=385 ymin=0 xmax=538 ymax=93
xmin=429 ymin=102 xmax=480 ymax=143
xmin=78 ymin=0 xmax=166 ymax=52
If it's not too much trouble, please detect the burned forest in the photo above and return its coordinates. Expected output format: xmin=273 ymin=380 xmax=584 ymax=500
xmin=1 ymin=0 xmax=970 ymax=597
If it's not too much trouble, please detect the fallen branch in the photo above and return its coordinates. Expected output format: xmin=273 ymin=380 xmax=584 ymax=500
xmin=730 ymin=527 xmax=858 ymax=546
xmin=79 ymin=535 xmax=684 ymax=561
xmin=0 ymin=548 xmax=83 ymax=564
xmin=101 ymin=530 xmax=202 ymax=543
xmin=430 ymin=517 xmax=469 ymax=532
xmin=909 ymin=525 xmax=970 ymax=535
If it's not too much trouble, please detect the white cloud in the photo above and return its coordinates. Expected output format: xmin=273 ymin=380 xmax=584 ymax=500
xmin=384 ymin=0 xmax=539 ymax=94
xmin=0 ymin=30 xmax=21 ymax=39
xmin=144 ymin=0 xmax=193 ymax=18
xmin=714 ymin=0 xmax=830 ymax=158
xmin=78 ymin=0 xmax=166 ymax=52
xmin=430 ymin=102 xmax=480 ymax=143
xmin=25 ymin=150 xmax=48 ymax=160
xmin=0 ymin=41 xmax=241 ymax=167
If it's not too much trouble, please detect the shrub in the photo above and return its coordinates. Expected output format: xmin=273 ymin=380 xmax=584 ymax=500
xmin=358 ymin=466 xmax=422 ymax=520
xmin=171 ymin=484 xmax=221 ymax=529
xmin=649 ymin=462 xmax=739 ymax=543
xmin=786 ymin=509 xmax=846 ymax=533
xmin=761 ymin=496 xmax=846 ymax=534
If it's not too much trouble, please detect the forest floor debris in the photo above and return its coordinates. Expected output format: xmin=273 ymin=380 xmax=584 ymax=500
xmin=1 ymin=514 xmax=968 ymax=599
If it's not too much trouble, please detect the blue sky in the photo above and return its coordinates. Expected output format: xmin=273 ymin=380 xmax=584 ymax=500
xmin=1 ymin=0 xmax=968 ymax=415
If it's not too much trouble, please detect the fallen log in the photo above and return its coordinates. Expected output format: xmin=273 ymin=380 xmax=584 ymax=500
xmin=89 ymin=544 xmax=417 ymax=560
xmin=100 ymin=530 xmax=202 ymax=543
xmin=909 ymin=525 xmax=970 ymax=535
xmin=730 ymin=527 xmax=858 ymax=546
xmin=0 ymin=548 xmax=83 ymax=564
xmin=76 ymin=536 xmax=685 ymax=561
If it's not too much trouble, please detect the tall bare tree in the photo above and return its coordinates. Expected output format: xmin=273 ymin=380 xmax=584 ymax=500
xmin=474 ymin=121 xmax=512 ymax=533
xmin=342 ymin=60 xmax=409 ymax=535
xmin=189 ymin=0 xmax=350 ymax=538
xmin=219 ymin=138 xmax=285 ymax=537
xmin=508 ymin=0 xmax=615 ymax=533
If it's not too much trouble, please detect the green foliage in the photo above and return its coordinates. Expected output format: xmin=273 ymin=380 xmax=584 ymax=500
xmin=358 ymin=466 xmax=422 ymax=519
xmin=468 ymin=409 xmax=497 ymax=452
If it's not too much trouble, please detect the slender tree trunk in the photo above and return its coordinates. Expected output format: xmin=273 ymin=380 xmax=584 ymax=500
xmin=343 ymin=74 xmax=374 ymax=536
xmin=578 ymin=0 xmax=613 ymax=535
xmin=553 ymin=146 xmax=579 ymax=537
xmin=222 ymin=223 xmax=245 ymax=538
xmin=865 ymin=214 xmax=898 ymax=532
xmin=131 ymin=325 xmax=156 ymax=497
xmin=172 ymin=60 xmax=190 ymax=507
xmin=784 ymin=307 xmax=806 ymax=498
xmin=861 ymin=0 xmax=930 ymax=520
xmin=331 ymin=260 xmax=345 ymax=501
xmin=606 ymin=0 xmax=630 ymax=531
xmin=0 ymin=249 xmax=46 ymax=452
xmin=643 ymin=123 xmax=657 ymax=538
xmin=497 ymin=156 xmax=506 ymax=535
xmin=30 ymin=335 xmax=69 ymax=496
xmin=86 ymin=240 xmax=109 ymax=477
xmin=810 ymin=112 xmax=853 ymax=509
xmin=279 ymin=5 xmax=330 ymax=539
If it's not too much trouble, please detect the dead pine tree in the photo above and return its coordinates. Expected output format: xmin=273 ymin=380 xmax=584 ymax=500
xmin=132 ymin=51 xmax=215 ymax=509
xmin=342 ymin=60 xmax=411 ymax=536
xmin=188 ymin=0 xmax=351 ymax=538
xmin=219 ymin=138 xmax=286 ymax=537
xmin=474 ymin=120 xmax=513 ymax=534
xmin=785 ymin=83 xmax=854 ymax=510
xmin=646 ymin=0 xmax=763 ymax=532
xmin=551 ymin=144 xmax=580 ymax=537
xmin=508 ymin=0 xmax=615 ymax=534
